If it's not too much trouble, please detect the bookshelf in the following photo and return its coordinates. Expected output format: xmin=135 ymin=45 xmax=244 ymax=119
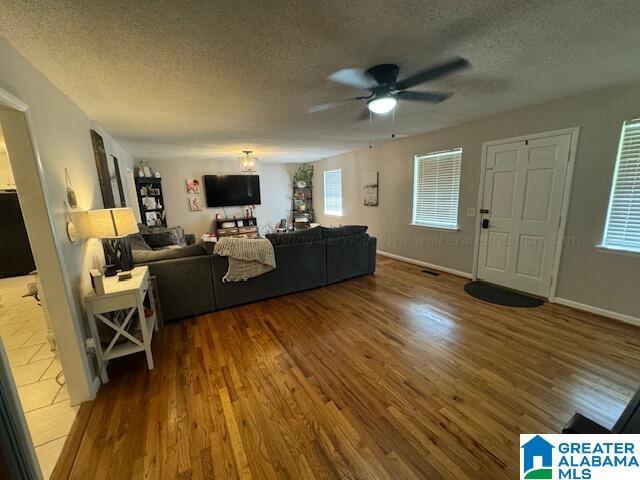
xmin=135 ymin=177 xmax=167 ymax=227
xmin=292 ymin=186 xmax=313 ymax=229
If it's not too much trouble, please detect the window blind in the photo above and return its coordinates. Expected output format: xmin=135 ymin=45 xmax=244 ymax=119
xmin=603 ymin=119 xmax=640 ymax=252
xmin=412 ymin=149 xmax=462 ymax=229
xmin=324 ymin=169 xmax=342 ymax=216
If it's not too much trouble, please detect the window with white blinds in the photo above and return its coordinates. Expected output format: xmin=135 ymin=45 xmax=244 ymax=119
xmin=412 ymin=148 xmax=462 ymax=229
xmin=602 ymin=119 xmax=640 ymax=253
xmin=324 ymin=169 xmax=342 ymax=216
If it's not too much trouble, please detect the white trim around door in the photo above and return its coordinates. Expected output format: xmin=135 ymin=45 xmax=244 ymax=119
xmin=472 ymin=127 xmax=579 ymax=301
xmin=0 ymin=85 xmax=95 ymax=403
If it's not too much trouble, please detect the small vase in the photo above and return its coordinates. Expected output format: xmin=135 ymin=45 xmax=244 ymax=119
xmin=296 ymin=181 xmax=306 ymax=189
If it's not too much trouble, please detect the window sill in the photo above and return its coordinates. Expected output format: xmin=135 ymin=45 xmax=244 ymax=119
xmin=410 ymin=223 xmax=459 ymax=232
xmin=595 ymin=244 xmax=640 ymax=257
xmin=324 ymin=213 xmax=343 ymax=218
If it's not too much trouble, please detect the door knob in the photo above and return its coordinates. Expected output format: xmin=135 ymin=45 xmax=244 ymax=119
xmin=482 ymin=219 xmax=490 ymax=229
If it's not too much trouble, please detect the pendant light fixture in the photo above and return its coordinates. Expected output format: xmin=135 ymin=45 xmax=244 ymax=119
xmin=238 ymin=150 xmax=258 ymax=172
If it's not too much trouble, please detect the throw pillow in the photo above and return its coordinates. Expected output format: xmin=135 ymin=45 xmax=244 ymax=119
xmin=132 ymin=242 xmax=207 ymax=264
xmin=127 ymin=233 xmax=152 ymax=251
xmin=137 ymin=223 xmax=152 ymax=235
xmin=142 ymin=226 xmax=187 ymax=249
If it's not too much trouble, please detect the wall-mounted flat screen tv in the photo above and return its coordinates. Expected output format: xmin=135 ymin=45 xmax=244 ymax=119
xmin=203 ymin=175 xmax=261 ymax=207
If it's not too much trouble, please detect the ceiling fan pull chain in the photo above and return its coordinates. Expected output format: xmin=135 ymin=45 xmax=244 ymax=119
xmin=392 ymin=106 xmax=396 ymax=139
xmin=369 ymin=110 xmax=373 ymax=149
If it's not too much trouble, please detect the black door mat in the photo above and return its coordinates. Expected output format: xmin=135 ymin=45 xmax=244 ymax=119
xmin=463 ymin=281 xmax=544 ymax=307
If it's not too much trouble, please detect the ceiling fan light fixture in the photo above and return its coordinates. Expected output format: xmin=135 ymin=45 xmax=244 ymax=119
xmin=367 ymin=96 xmax=397 ymax=114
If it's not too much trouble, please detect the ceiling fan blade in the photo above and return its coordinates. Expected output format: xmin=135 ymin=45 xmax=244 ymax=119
xmin=307 ymin=96 xmax=368 ymax=113
xmin=396 ymin=91 xmax=452 ymax=103
xmin=355 ymin=108 xmax=371 ymax=121
xmin=328 ymin=68 xmax=379 ymax=90
xmin=395 ymin=57 xmax=469 ymax=90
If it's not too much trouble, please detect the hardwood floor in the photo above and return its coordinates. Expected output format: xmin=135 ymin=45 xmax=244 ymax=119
xmin=63 ymin=256 xmax=640 ymax=479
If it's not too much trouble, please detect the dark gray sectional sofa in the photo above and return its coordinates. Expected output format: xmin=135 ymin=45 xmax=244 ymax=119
xmin=134 ymin=226 xmax=377 ymax=322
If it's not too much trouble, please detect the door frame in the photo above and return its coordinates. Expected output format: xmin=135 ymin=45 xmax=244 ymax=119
xmin=471 ymin=127 xmax=580 ymax=301
xmin=0 ymin=342 xmax=41 ymax=479
xmin=0 ymin=85 xmax=95 ymax=402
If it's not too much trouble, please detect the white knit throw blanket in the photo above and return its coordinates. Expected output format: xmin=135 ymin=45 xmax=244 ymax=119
xmin=213 ymin=237 xmax=276 ymax=282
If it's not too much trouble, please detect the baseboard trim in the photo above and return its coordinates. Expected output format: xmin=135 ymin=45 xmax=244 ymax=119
xmin=89 ymin=375 xmax=101 ymax=400
xmin=376 ymin=250 xmax=639 ymax=327
xmin=553 ymin=297 xmax=640 ymax=327
xmin=376 ymin=250 xmax=472 ymax=279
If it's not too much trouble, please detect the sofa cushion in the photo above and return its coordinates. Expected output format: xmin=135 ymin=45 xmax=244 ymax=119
xmin=266 ymin=226 xmax=322 ymax=245
xmin=326 ymin=233 xmax=373 ymax=284
xmin=127 ymin=233 xmax=152 ymax=251
xmin=320 ymin=225 xmax=368 ymax=238
xmin=145 ymin=255 xmax=215 ymax=322
xmin=132 ymin=242 xmax=206 ymax=263
xmin=211 ymin=240 xmax=327 ymax=309
xmin=143 ymin=226 xmax=186 ymax=249
xmin=143 ymin=230 xmax=177 ymax=249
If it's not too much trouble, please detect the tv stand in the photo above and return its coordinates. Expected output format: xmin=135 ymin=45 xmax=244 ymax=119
xmin=213 ymin=216 xmax=258 ymax=239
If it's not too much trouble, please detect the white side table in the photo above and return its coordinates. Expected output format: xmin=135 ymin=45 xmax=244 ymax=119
xmin=84 ymin=266 xmax=158 ymax=383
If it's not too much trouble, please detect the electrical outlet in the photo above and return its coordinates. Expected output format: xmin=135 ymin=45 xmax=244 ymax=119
xmin=85 ymin=337 xmax=96 ymax=352
xmin=467 ymin=208 xmax=476 ymax=217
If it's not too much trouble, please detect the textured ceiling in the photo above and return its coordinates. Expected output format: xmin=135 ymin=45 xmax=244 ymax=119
xmin=2 ymin=0 xmax=640 ymax=163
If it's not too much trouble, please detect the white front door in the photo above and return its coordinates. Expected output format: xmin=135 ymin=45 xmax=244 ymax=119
xmin=476 ymin=133 xmax=571 ymax=297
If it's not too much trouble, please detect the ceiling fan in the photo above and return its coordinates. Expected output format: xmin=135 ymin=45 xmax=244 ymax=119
xmin=308 ymin=57 xmax=470 ymax=118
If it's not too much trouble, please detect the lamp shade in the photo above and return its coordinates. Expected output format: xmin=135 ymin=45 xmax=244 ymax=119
xmin=88 ymin=208 xmax=138 ymax=238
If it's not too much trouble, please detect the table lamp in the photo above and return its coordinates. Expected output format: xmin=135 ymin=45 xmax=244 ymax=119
xmin=88 ymin=208 xmax=138 ymax=276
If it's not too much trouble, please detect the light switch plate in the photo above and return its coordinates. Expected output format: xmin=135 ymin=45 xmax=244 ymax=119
xmin=467 ymin=208 xmax=476 ymax=217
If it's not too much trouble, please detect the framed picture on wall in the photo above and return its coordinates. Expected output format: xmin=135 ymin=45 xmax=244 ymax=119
xmin=188 ymin=196 xmax=202 ymax=212
xmin=363 ymin=171 xmax=379 ymax=206
xmin=90 ymin=129 xmax=126 ymax=208
xmin=186 ymin=178 xmax=201 ymax=194
xmin=107 ymin=155 xmax=126 ymax=207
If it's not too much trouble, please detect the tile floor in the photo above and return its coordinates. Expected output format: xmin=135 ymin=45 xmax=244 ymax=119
xmin=0 ymin=275 xmax=77 ymax=479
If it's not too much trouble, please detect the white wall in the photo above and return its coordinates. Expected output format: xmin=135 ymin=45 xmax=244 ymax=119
xmin=0 ymin=38 xmax=136 ymax=402
xmin=312 ymin=81 xmax=640 ymax=320
xmin=145 ymin=159 xmax=298 ymax=236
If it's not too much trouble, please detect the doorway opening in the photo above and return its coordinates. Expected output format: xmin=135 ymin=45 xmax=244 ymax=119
xmin=0 ymin=123 xmax=77 ymax=479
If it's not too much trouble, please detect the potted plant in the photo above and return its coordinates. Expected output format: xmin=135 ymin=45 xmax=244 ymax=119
xmin=293 ymin=164 xmax=314 ymax=188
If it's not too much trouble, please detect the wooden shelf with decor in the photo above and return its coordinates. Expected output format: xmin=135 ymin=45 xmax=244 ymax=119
xmin=292 ymin=186 xmax=314 ymax=229
xmin=135 ymin=176 xmax=167 ymax=228
xmin=213 ymin=217 xmax=258 ymax=239
xmin=291 ymin=164 xmax=314 ymax=230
